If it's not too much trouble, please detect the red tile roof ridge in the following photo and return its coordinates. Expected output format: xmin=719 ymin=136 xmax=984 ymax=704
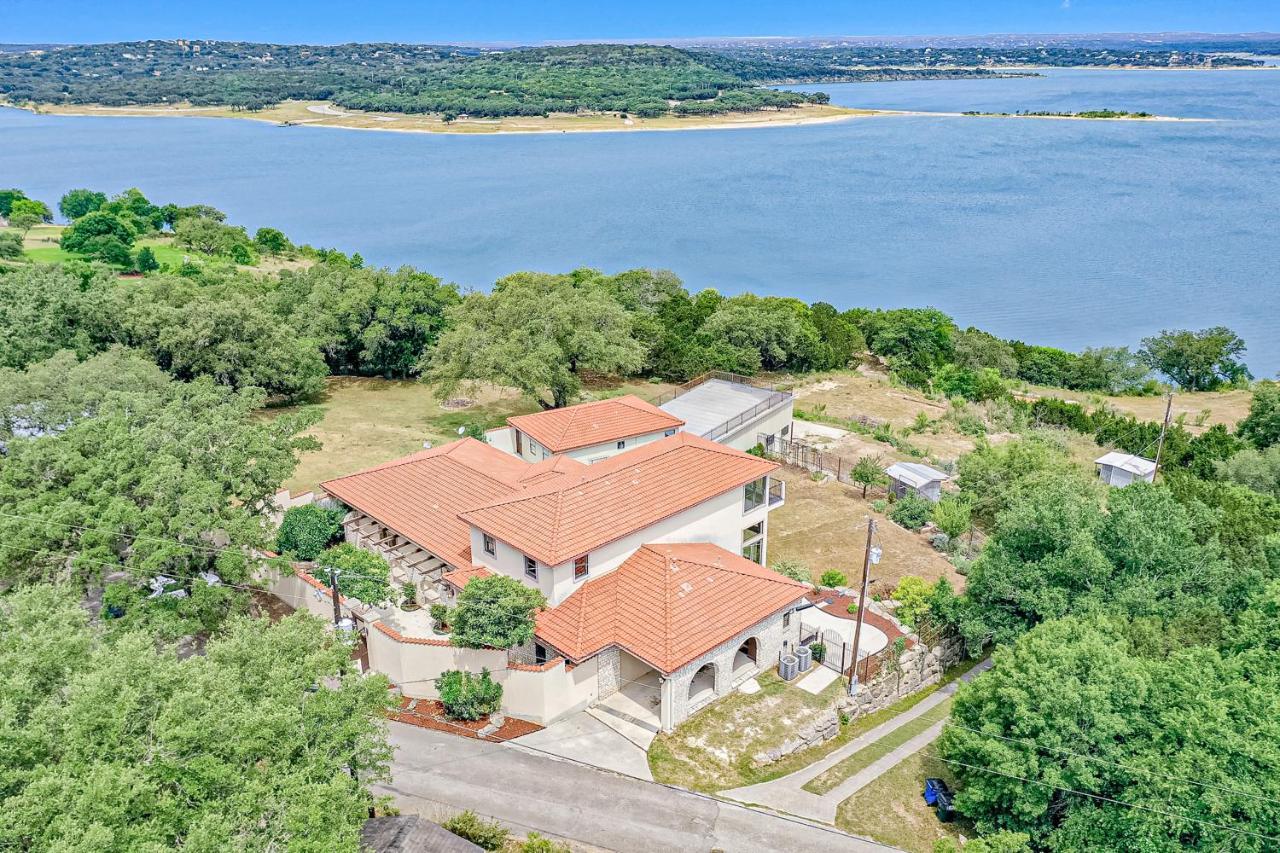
xmin=321 ymin=437 xmax=529 ymax=493
xmin=507 ymin=395 xmax=684 ymax=452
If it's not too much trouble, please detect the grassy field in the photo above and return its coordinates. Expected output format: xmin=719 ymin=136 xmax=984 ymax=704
xmin=266 ymin=376 xmax=676 ymax=495
xmin=835 ymin=749 xmax=974 ymax=853
xmin=647 ymin=669 xmax=848 ymax=793
xmin=10 ymin=224 xmax=311 ymax=273
xmin=768 ymin=469 xmax=965 ymax=594
xmin=1023 ymin=384 xmax=1253 ymax=432
xmin=25 ymin=99 xmax=873 ymax=135
xmin=804 ymin=697 xmax=955 ymax=795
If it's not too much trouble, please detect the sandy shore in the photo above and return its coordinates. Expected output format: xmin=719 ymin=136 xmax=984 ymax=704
xmin=5 ymin=99 xmax=1207 ymax=135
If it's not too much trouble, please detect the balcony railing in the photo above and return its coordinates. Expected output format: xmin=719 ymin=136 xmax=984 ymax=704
xmin=768 ymin=478 xmax=786 ymax=507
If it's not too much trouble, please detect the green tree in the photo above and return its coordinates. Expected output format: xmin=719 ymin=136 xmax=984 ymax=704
xmin=808 ymin=301 xmax=867 ymax=369
xmin=8 ymin=197 xmax=52 ymax=224
xmin=58 ymin=188 xmax=108 ymax=220
xmin=437 ymin=668 xmax=503 ymax=721
xmin=0 ymin=188 xmax=28 ymax=217
xmin=697 ymin=295 xmax=825 ymax=372
xmin=892 ymin=576 xmax=933 ymax=627
xmin=1139 ymin=326 xmax=1250 ymax=391
xmin=0 ymin=587 xmax=394 ymax=851
xmin=59 ymin=210 xmax=136 ymax=254
xmin=889 ymin=493 xmax=933 ymax=530
xmin=0 ymin=231 xmax=22 ymax=259
xmin=953 ymin=328 xmax=1018 ymax=378
xmin=317 ymin=543 xmax=392 ymax=605
xmin=0 ymin=265 xmax=95 ymax=369
xmin=1216 ymin=445 xmax=1280 ymax=500
xmin=450 ymin=575 xmax=547 ymax=649
xmin=134 ymin=245 xmax=159 ymax=272
xmin=100 ymin=187 xmax=163 ymax=233
xmin=932 ymin=493 xmax=973 ymax=540
xmin=1238 ymin=380 xmax=1280 ymax=449
xmin=424 ymin=272 xmax=646 ymax=409
xmin=174 ymin=216 xmax=255 ymax=258
xmin=8 ymin=210 xmax=42 ymax=235
xmin=276 ymin=504 xmax=346 ymax=560
xmin=1065 ymin=346 xmax=1150 ymax=393
xmin=855 ymin=307 xmax=956 ymax=380
xmin=254 ymin=226 xmax=292 ymax=255
xmin=770 ymin=558 xmax=812 ymax=584
xmin=851 ymin=454 xmax=887 ymax=498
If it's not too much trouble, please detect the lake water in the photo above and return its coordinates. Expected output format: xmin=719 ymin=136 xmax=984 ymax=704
xmin=3 ymin=68 xmax=1278 ymax=373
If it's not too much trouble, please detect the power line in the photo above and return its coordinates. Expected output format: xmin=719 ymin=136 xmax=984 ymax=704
xmin=941 ymin=720 xmax=1280 ymax=809
xmin=922 ymin=750 xmax=1280 ymax=845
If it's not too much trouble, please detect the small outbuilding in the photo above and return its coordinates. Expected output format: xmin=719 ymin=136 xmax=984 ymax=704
xmin=361 ymin=816 xmax=482 ymax=853
xmin=884 ymin=462 xmax=948 ymax=503
xmin=1095 ymin=451 xmax=1157 ymax=487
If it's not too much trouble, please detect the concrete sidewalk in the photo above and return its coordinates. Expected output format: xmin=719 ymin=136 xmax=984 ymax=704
xmin=720 ymin=658 xmax=992 ymax=824
xmin=380 ymin=721 xmax=898 ymax=852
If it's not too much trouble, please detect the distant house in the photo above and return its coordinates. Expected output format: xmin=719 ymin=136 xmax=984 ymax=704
xmin=884 ymin=462 xmax=948 ymax=503
xmin=1095 ymin=451 xmax=1156 ymax=487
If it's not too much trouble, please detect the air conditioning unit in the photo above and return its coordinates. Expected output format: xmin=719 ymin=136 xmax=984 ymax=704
xmin=779 ymin=653 xmax=799 ymax=681
xmin=796 ymin=645 xmax=813 ymax=673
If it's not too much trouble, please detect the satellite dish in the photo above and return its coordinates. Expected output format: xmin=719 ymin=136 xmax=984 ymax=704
xmin=457 ymin=426 xmax=466 ymax=435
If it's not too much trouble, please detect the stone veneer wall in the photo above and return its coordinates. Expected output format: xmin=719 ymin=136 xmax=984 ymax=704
xmin=662 ymin=606 xmax=802 ymax=731
xmin=596 ymin=648 xmax=621 ymax=698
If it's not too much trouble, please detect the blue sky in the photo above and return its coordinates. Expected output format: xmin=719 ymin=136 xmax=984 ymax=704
xmin=6 ymin=1 xmax=1277 ymax=44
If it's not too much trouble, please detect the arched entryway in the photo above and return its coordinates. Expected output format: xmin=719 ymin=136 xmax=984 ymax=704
xmin=733 ymin=636 xmax=759 ymax=681
xmin=688 ymin=661 xmax=717 ymax=708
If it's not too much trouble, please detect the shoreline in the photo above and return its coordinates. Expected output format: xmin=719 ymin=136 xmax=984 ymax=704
xmin=2 ymin=99 xmax=1210 ymax=136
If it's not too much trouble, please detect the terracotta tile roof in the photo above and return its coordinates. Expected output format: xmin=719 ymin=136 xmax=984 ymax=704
xmin=507 ymin=395 xmax=684 ymax=453
xmin=535 ymin=543 xmax=808 ymax=673
xmin=441 ymin=564 xmax=493 ymax=591
xmin=459 ymin=432 xmax=778 ymax=566
xmin=516 ymin=454 xmax=588 ymax=486
xmin=321 ymin=439 xmax=527 ymax=568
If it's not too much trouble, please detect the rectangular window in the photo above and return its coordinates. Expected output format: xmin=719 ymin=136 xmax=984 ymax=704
xmin=664 ymin=428 xmax=677 ymax=437
xmin=742 ymin=540 xmax=763 ymax=563
xmin=783 ymin=610 xmax=791 ymax=628
xmin=741 ymin=521 xmax=764 ymax=545
xmin=782 ymin=423 xmax=791 ymax=438
xmin=743 ymin=476 xmax=766 ymax=513
xmin=514 ymin=430 xmax=523 ymax=455
xmin=482 ymin=533 xmax=496 ymax=557
xmin=535 ymin=643 xmax=548 ymax=664
xmin=524 ymin=555 xmax=538 ymax=580
xmin=616 ymin=440 xmax=626 ymax=450
xmin=574 ymin=555 xmax=589 ymax=580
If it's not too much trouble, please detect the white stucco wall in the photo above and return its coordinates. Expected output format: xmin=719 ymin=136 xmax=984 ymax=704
xmin=560 ymin=428 xmax=676 ymax=463
xmin=719 ymin=401 xmax=795 ymax=452
xmin=469 ymin=475 xmax=781 ymax=606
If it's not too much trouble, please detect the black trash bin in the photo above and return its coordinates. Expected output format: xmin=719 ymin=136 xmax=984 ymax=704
xmin=935 ymin=790 xmax=956 ymax=823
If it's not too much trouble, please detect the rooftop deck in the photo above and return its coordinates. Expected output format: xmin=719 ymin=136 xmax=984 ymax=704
xmin=658 ymin=374 xmax=792 ymax=441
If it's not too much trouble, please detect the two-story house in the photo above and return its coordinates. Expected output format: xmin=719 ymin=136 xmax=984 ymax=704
xmin=319 ymin=428 xmax=801 ymax=731
xmin=487 ymin=395 xmax=684 ymax=464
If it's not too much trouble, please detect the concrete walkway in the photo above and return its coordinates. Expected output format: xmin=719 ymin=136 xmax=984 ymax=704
xmin=720 ymin=658 xmax=992 ymax=824
xmin=380 ymin=721 xmax=899 ymax=852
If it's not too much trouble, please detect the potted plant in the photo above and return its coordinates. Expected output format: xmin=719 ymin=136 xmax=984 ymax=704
xmin=430 ymin=603 xmax=451 ymax=635
xmin=809 ymin=641 xmax=827 ymax=663
xmin=400 ymin=582 xmax=420 ymax=611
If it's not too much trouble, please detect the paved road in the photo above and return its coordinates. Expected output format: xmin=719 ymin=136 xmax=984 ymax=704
xmin=378 ymin=722 xmax=895 ymax=852
xmin=720 ymin=658 xmax=993 ymax=823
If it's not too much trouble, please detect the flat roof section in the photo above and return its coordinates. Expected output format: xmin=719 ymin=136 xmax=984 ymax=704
xmin=659 ymin=379 xmax=783 ymax=438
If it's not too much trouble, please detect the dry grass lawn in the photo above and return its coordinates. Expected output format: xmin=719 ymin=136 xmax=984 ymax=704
xmin=791 ymin=371 xmax=949 ymax=428
xmin=1023 ymin=385 xmax=1253 ymax=433
xmin=268 ymin=376 xmax=675 ymax=494
xmin=836 ymin=749 xmax=974 ymax=853
xmin=647 ymin=669 xmax=846 ymax=792
xmin=768 ymin=468 xmax=964 ymax=595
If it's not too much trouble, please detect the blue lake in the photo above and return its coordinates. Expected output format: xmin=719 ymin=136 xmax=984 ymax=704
xmin=2 ymin=68 xmax=1278 ymax=372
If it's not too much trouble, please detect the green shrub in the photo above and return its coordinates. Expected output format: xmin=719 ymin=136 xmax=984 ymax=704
xmin=316 ymin=543 xmax=391 ymax=605
xmin=0 ymin=231 xmax=22 ymax=259
xmin=441 ymin=810 xmax=509 ymax=851
xmin=871 ymin=498 xmax=888 ymax=513
xmin=518 ymin=833 xmax=572 ymax=853
xmin=430 ymin=603 xmax=451 ymax=630
xmin=438 ymin=668 xmax=503 ymax=721
xmin=450 ymin=575 xmax=546 ymax=650
xmin=809 ymin=641 xmax=827 ymax=663
xmin=771 ymin=558 xmax=811 ymax=584
xmin=276 ymin=504 xmax=344 ymax=560
xmin=819 ymin=570 xmax=847 ymax=588
xmin=889 ymin=494 xmax=933 ymax=530
xmin=893 ymin=576 xmax=933 ymax=628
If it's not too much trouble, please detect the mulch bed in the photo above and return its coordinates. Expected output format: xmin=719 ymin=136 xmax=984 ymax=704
xmin=388 ymin=696 xmax=543 ymax=742
xmin=805 ymin=591 xmax=914 ymax=648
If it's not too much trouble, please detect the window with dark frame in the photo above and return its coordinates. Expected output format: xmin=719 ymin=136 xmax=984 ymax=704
xmin=514 ymin=430 xmax=523 ymax=455
xmin=524 ymin=555 xmax=538 ymax=580
xmin=574 ymin=554 xmax=589 ymax=580
xmin=483 ymin=533 xmax=496 ymax=556
xmin=783 ymin=610 xmax=791 ymax=628
xmin=743 ymin=476 xmax=766 ymax=512
xmin=616 ymin=440 xmax=626 ymax=450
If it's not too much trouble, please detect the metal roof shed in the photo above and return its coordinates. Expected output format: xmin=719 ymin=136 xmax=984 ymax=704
xmin=884 ymin=461 xmax=948 ymax=503
xmin=1095 ymin=451 xmax=1157 ymax=487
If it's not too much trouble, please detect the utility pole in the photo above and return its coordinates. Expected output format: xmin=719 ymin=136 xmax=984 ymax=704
xmin=326 ymin=567 xmax=374 ymax=817
xmin=1153 ymin=392 xmax=1174 ymax=476
xmin=849 ymin=517 xmax=876 ymax=695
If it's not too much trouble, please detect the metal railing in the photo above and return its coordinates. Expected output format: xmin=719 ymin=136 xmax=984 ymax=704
xmin=702 ymin=389 xmax=792 ymax=442
xmin=768 ymin=478 xmax=785 ymax=506
xmin=650 ymin=370 xmax=782 ymax=407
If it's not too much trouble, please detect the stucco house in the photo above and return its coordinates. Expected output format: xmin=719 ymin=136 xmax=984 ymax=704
xmin=310 ymin=424 xmax=802 ymax=732
xmin=1095 ymin=451 xmax=1157 ymax=487
xmin=486 ymin=395 xmax=684 ymax=464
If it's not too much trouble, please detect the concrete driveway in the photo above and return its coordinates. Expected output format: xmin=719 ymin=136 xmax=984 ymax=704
xmin=379 ymin=721 xmax=898 ymax=853
xmin=512 ymin=710 xmax=654 ymax=780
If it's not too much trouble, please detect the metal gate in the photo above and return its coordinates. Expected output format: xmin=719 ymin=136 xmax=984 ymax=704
xmin=799 ymin=622 xmax=850 ymax=675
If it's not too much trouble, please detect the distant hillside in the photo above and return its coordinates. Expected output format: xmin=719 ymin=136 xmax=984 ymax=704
xmin=0 ymin=41 xmax=835 ymax=118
